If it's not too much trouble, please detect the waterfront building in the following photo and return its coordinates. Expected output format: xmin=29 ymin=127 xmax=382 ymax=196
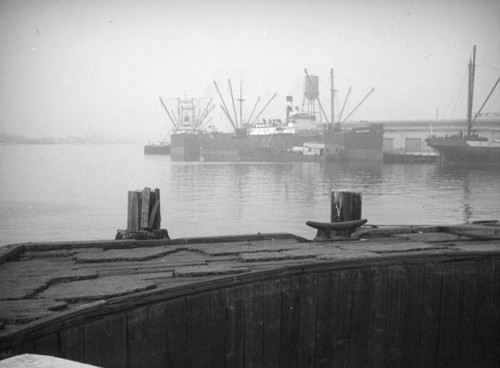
xmin=377 ymin=117 xmax=500 ymax=161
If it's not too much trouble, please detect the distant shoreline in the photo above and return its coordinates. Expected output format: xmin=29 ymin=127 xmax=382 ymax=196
xmin=0 ymin=134 xmax=143 ymax=145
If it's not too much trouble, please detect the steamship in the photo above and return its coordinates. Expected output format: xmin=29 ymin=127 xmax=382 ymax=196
xmin=200 ymin=71 xmax=384 ymax=162
xmin=159 ymin=96 xmax=214 ymax=161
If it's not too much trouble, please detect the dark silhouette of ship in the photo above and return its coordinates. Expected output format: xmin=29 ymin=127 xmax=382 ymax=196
xmin=427 ymin=46 xmax=500 ymax=164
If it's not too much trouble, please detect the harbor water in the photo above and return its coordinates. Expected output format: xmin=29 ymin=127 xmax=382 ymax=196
xmin=1 ymin=143 xmax=500 ymax=246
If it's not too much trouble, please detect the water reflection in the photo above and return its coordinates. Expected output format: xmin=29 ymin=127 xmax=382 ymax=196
xmin=164 ymin=159 xmax=500 ymax=238
xmin=1 ymin=144 xmax=500 ymax=245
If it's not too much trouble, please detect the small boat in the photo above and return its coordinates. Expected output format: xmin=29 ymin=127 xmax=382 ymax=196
xmin=427 ymin=45 xmax=500 ymax=164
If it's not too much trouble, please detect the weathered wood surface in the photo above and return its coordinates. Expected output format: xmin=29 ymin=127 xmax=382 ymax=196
xmin=0 ymin=354 xmax=99 ymax=367
xmin=331 ymin=191 xmax=362 ymax=236
xmin=0 ymin=224 xmax=499 ymax=367
xmin=125 ymin=187 xmax=162 ymax=238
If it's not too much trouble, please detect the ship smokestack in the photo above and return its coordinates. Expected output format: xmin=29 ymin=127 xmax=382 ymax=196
xmin=286 ymin=96 xmax=293 ymax=120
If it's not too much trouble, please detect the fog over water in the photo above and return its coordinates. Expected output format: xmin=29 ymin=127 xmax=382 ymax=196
xmin=1 ymin=0 xmax=500 ymax=141
xmin=1 ymin=144 xmax=500 ymax=246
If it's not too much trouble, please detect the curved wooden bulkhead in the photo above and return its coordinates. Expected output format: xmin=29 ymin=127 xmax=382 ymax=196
xmin=2 ymin=252 xmax=499 ymax=367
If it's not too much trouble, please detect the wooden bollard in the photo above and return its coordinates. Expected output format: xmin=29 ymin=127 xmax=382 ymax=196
xmin=306 ymin=190 xmax=365 ymax=241
xmin=331 ymin=190 xmax=362 ymax=236
xmin=126 ymin=187 xmax=162 ymax=232
xmin=117 ymin=187 xmax=167 ymax=240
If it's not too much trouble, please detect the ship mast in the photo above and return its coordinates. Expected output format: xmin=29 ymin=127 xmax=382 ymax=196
xmin=330 ymin=68 xmax=335 ymax=126
xmin=238 ymin=81 xmax=244 ymax=127
xmin=466 ymin=45 xmax=476 ymax=137
xmin=338 ymin=86 xmax=351 ymax=123
xmin=228 ymin=79 xmax=239 ymax=129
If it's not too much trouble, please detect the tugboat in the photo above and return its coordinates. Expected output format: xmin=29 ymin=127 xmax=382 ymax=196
xmin=427 ymin=45 xmax=500 ymax=164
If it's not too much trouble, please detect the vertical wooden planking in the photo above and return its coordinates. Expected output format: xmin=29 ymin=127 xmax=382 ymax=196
xmin=186 ymin=293 xmax=207 ymax=368
xmin=84 ymin=314 xmax=127 ymax=368
xmin=35 ymin=333 xmax=59 ymax=357
xmin=225 ymin=285 xmax=245 ymax=368
xmin=314 ymin=272 xmax=335 ymax=367
xmin=147 ymin=302 xmax=169 ymax=368
xmin=154 ymin=188 xmax=161 ymax=229
xmin=492 ymin=258 xmax=500 ymax=362
xmin=367 ymin=266 xmax=387 ymax=367
xmin=127 ymin=191 xmax=141 ymax=232
xmin=473 ymin=259 xmax=496 ymax=365
xmin=493 ymin=259 xmax=500 ymax=365
xmin=452 ymin=260 xmax=478 ymax=367
xmin=148 ymin=190 xmax=161 ymax=230
xmin=10 ymin=341 xmax=36 ymax=357
xmin=140 ymin=187 xmax=151 ymax=229
xmin=331 ymin=269 xmax=353 ymax=368
xmin=165 ymin=298 xmax=187 ymax=368
xmin=279 ymin=276 xmax=300 ymax=368
xmin=349 ymin=268 xmax=371 ymax=368
xmin=60 ymin=326 xmax=85 ymax=363
xmin=436 ymin=261 xmax=461 ymax=366
xmin=206 ymin=289 xmax=226 ymax=368
xmin=262 ymin=278 xmax=281 ymax=367
xmin=127 ymin=191 xmax=135 ymax=232
xmin=400 ymin=263 xmax=424 ymax=366
xmin=297 ymin=273 xmax=318 ymax=368
xmin=418 ymin=262 xmax=443 ymax=368
xmin=127 ymin=306 xmax=150 ymax=368
xmin=383 ymin=265 xmax=406 ymax=366
xmin=331 ymin=191 xmax=362 ymax=236
xmin=245 ymin=282 xmax=264 ymax=368
xmin=147 ymin=190 xmax=156 ymax=228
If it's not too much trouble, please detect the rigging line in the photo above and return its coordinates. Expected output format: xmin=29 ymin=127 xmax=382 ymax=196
xmin=448 ymin=68 xmax=468 ymax=120
xmin=475 ymin=60 xmax=500 ymax=71
xmin=333 ymin=70 xmax=369 ymax=88
xmin=472 ymin=75 xmax=500 ymax=125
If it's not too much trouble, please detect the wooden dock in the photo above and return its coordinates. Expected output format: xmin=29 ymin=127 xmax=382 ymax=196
xmin=1 ymin=222 xmax=499 ymax=367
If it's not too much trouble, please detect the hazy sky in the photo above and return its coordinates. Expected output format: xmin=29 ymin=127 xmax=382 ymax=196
xmin=1 ymin=0 xmax=499 ymax=139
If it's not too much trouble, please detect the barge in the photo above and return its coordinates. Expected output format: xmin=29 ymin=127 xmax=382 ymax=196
xmin=143 ymin=142 xmax=171 ymax=155
xmin=1 ymin=222 xmax=499 ymax=367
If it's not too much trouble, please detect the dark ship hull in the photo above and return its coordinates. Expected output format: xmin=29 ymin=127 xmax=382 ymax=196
xmin=144 ymin=143 xmax=171 ymax=155
xmin=170 ymin=133 xmax=201 ymax=161
xmin=200 ymin=132 xmax=324 ymax=162
xmin=326 ymin=123 xmax=384 ymax=161
xmin=200 ymin=123 xmax=384 ymax=162
xmin=426 ymin=46 xmax=500 ymax=165
xmin=426 ymin=136 xmax=500 ymax=164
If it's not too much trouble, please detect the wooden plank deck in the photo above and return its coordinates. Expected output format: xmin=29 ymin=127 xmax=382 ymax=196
xmin=0 ymin=224 xmax=499 ymax=367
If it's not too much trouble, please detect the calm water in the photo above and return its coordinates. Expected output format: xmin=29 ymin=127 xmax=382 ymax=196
xmin=1 ymin=144 xmax=500 ymax=246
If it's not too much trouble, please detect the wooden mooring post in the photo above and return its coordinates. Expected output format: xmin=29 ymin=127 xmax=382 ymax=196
xmin=116 ymin=187 xmax=169 ymax=240
xmin=306 ymin=190 xmax=367 ymax=241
